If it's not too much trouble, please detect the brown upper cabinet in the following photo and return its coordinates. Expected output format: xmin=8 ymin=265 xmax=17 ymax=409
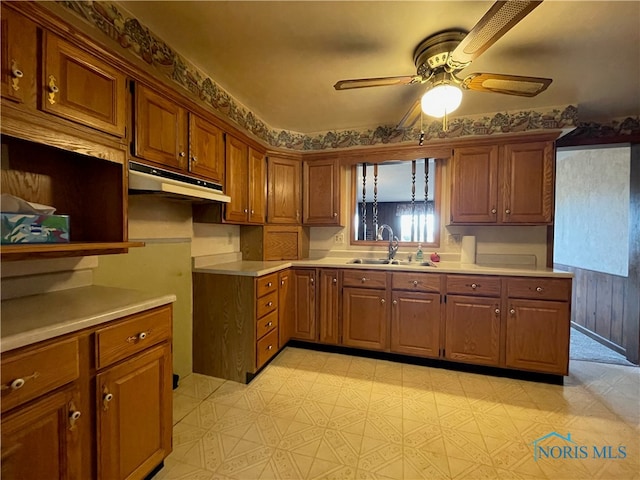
xmin=303 ymin=159 xmax=342 ymax=226
xmin=224 ymin=135 xmax=266 ymax=224
xmin=450 ymin=140 xmax=554 ymax=225
xmin=1 ymin=5 xmax=37 ymax=106
xmin=133 ymin=84 xmax=225 ymax=184
xmin=267 ymin=156 xmax=301 ymax=224
xmin=42 ymin=32 xmax=127 ymax=137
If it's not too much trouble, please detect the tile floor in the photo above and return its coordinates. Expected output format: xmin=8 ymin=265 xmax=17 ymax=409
xmin=159 ymin=347 xmax=639 ymax=480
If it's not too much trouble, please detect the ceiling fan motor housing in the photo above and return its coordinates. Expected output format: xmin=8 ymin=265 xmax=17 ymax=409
xmin=413 ymin=31 xmax=467 ymax=78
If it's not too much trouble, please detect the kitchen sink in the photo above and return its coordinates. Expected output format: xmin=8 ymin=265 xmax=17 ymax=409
xmin=347 ymin=258 xmax=437 ymax=267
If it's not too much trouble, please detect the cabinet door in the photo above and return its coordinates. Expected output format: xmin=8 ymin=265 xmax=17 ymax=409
xmin=42 ymin=32 xmax=126 ymax=137
xmin=303 ymin=159 xmax=341 ymax=225
xmin=501 ymin=141 xmax=554 ymax=224
xmin=445 ymin=295 xmax=501 ymax=366
xmin=189 ymin=114 xmax=224 ymax=183
xmin=391 ymin=291 xmax=440 ymax=358
xmin=342 ymin=287 xmax=388 ymax=351
xmin=1 ymin=5 xmax=37 ymax=105
xmin=318 ymin=269 xmax=340 ymax=344
xmin=278 ymin=270 xmax=292 ymax=348
xmin=291 ymin=269 xmax=316 ymax=340
xmin=248 ymin=147 xmax=267 ymax=224
xmin=450 ymin=145 xmax=499 ymax=223
xmin=134 ymin=84 xmax=187 ymax=169
xmin=97 ymin=343 xmax=172 ymax=480
xmin=224 ymin=135 xmax=249 ymax=223
xmin=267 ymin=156 xmax=301 ymax=224
xmin=1 ymin=386 xmax=82 ymax=480
xmin=506 ymin=299 xmax=569 ymax=374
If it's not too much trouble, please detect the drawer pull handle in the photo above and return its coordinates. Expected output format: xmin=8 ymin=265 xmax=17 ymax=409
xmin=267 ymin=301 xmax=273 ymax=307
xmin=266 ymin=321 xmax=273 ymax=327
xmin=2 ymin=372 xmax=39 ymax=391
xmin=536 ymin=286 xmax=543 ymax=292
xmin=267 ymin=282 xmax=272 ymax=287
xmin=68 ymin=401 xmax=81 ymax=430
xmin=127 ymin=330 xmax=151 ymax=343
xmin=267 ymin=345 xmax=273 ymax=351
xmin=47 ymin=75 xmax=58 ymax=104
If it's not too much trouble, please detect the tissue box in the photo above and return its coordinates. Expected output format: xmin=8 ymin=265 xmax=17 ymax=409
xmin=1 ymin=213 xmax=70 ymax=244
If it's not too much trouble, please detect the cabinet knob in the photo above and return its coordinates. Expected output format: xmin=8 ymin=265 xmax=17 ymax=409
xmin=68 ymin=403 xmax=81 ymax=430
xmin=333 ymin=212 xmax=338 ymax=217
xmin=139 ymin=332 xmax=148 ymax=340
xmin=251 ymin=210 xmax=254 ymax=214
xmin=127 ymin=331 xmax=151 ymax=343
xmin=267 ymin=345 xmax=273 ymax=351
xmin=281 ymin=280 xmax=285 ymax=286
xmin=536 ymin=286 xmax=543 ymax=292
xmin=393 ymin=300 xmax=398 ymax=305
xmin=380 ymin=298 xmax=386 ymax=304
xmin=310 ymin=277 xmax=315 ymax=284
xmin=267 ymin=301 xmax=273 ymax=307
xmin=102 ymin=387 xmax=114 ymax=411
xmin=267 ymin=282 xmax=272 ymax=287
xmin=2 ymin=372 xmax=40 ymax=391
xmin=332 ymin=278 xmax=337 ymax=284
xmin=495 ymin=308 xmax=500 ymax=315
xmin=192 ymin=156 xmax=198 ymax=163
xmin=505 ymin=209 xmax=511 ymax=214
xmin=361 ymin=277 xmax=367 ymax=283
xmin=244 ymin=209 xmax=248 ymax=213
xmin=413 ymin=280 xmax=418 ymax=286
xmin=266 ymin=321 xmax=273 ymax=327
xmin=47 ymin=75 xmax=58 ymax=104
xmin=470 ymin=283 xmax=478 ymax=289
xmin=491 ymin=208 xmax=497 ymax=214
xmin=510 ymin=309 xmax=516 ymax=315
xmin=10 ymin=60 xmax=23 ymax=92
xmin=179 ymin=151 xmax=186 ymax=157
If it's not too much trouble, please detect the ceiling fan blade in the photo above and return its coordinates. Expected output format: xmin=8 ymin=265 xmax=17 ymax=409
xmin=462 ymin=72 xmax=552 ymax=97
xmin=396 ymin=98 xmax=422 ymax=130
xmin=334 ymin=75 xmax=422 ymax=90
xmin=448 ymin=0 xmax=543 ymax=69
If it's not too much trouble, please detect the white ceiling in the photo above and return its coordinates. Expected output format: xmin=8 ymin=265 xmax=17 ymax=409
xmin=121 ymin=1 xmax=640 ymax=134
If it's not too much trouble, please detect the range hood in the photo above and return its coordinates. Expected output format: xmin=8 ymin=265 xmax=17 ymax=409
xmin=128 ymin=161 xmax=230 ymax=203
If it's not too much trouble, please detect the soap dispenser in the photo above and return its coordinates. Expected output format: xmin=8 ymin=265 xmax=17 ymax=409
xmin=415 ymin=243 xmax=424 ymax=262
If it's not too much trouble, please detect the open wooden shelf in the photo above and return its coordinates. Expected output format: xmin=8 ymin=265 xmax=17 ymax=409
xmin=1 ymin=241 xmax=145 ymax=261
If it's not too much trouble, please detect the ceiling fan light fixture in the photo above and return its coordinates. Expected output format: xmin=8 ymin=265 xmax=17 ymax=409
xmin=420 ymin=82 xmax=462 ymax=118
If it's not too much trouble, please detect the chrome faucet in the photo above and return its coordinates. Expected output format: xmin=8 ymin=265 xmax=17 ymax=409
xmin=377 ymin=224 xmax=399 ymax=261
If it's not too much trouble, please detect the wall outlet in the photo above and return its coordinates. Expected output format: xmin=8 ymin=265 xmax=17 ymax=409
xmin=334 ymin=233 xmax=345 ymax=244
xmin=447 ymin=234 xmax=461 ymax=246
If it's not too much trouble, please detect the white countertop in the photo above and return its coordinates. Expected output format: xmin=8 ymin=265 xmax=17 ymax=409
xmin=193 ymin=257 xmax=573 ymax=278
xmin=1 ymin=286 xmax=176 ymax=353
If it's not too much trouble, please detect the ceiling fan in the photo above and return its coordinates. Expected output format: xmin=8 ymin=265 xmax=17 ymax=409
xmin=333 ymin=0 xmax=552 ymax=130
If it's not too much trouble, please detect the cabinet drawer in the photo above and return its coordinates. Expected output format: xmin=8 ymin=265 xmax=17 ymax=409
xmin=446 ymin=275 xmax=501 ymax=296
xmin=95 ymin=305 xmax=172 ymax=369
xmin=256 ymin=290 xmax=278 ymax=319
xmin=257 ymin=273 xmax=279 ymax=298
xmin=256 ymin=328 xmax=279 ymax=369
xmin=1 ymin=337 xmax=79 ymax=413
xmin=342 ymin=269 xmax=388 ymax=289
xmin=507 ymin=277 xmax=571 ymax=301
xmin=257 ymin=310 xmax=278 ymax=339
xmin=392 ymin=272 xmax=440 ymax=292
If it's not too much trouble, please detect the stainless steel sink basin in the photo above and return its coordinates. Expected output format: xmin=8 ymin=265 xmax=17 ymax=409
xmin=347 ymin=258 xmax=437 ymax=267
xmin=347 ymin=258 xmax=391 ymax=265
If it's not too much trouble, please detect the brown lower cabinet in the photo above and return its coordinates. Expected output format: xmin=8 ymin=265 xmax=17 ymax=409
xmin=0 ymin=304 xmax=174 ymax=480
xmin=444 ymin=295 xmax=501 ymax=366
xmin=342 ymin=287 xmax=389 ymax=351
xmin=391 ymin=291 xmax=441 ymax=358
xmin=291 ymin=269 xmax=316 ymax=340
